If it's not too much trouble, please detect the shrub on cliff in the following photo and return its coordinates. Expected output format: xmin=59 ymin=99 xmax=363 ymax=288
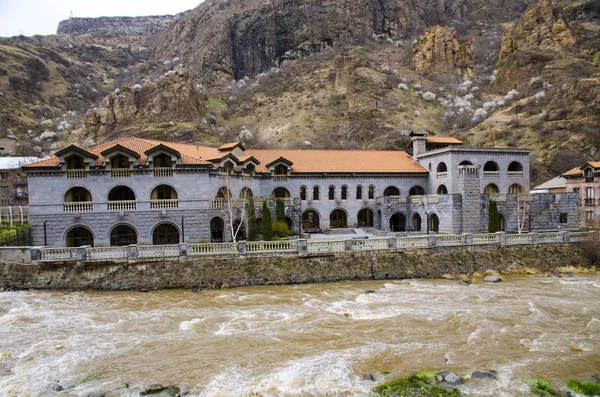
xmin=262 ymin=201 xmax=273 ymax=241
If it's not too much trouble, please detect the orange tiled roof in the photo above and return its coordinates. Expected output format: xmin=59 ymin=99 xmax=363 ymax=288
xmin=24 ymin=137 xmax=428 ymax=174
xmin=218 ymin=142 xmax=244 ymax=151
xmin=562 ymin=161 xmax=600 ymax=177
xmin=426 ymin=137 xmax=463 ymax=144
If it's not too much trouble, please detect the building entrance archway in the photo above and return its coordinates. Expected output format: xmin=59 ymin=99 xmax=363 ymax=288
xmin=330 ymin=209 xmax=348 ymax=229
xmin=390 ymin=213 xmax=407 ymax=232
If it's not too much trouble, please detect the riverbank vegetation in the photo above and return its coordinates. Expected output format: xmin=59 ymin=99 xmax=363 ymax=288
xmin=374 ymin=373 xmax=461 ymax=397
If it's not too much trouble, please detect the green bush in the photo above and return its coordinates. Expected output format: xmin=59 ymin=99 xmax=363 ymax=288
xmin=374 ymin=375 xmax=461 ymax=397
xmin=488 ymin=200 xmax=500 ymax=233
xmin=262 ymin=201 xmax=273 ymax=241
xmin=272 ymin=221 xmax=290 ymax=238
xmin=275 ymin=199 xmax=285 ymax=222
xmin=523 ymin=378 xmax=558 ymax=397
xmin=566 ymin=380 xmax=600 ymax=396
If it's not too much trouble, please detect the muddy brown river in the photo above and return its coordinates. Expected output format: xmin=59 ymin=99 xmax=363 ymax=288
xmin=1 ymin=273 xmax=599 ymax=396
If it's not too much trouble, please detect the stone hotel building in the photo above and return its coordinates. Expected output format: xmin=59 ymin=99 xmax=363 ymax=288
xmin=23 ymin=133 xmax=579 ymax=247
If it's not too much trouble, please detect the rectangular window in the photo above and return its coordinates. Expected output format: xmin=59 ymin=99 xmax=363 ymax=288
xmin=559 ymin=213 xmax=568 ymax=224
xmin=0 ymin=186 xmax=8 ymax=193
xmin=0 ymin=173 xmax=7 ymax=180
xmin=0 ymin=199 xmax=9 ymax=206
xmin=587 ymin=211 xmax=594 ymax=221
xmin=573 ymin=187 xmax=580 ymax=195
xmin=587 ymin=187 xmax=594 ymax=198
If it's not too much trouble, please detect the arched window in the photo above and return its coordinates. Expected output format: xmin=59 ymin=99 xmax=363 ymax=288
xmin=341 ymin=186 xmax=348 ymax=200
xmin=300 ymin=186 xmax=307 ymax=201
xmin=429 ymin=214 xmax=440 ymax=233
xmin=484 ymin=184 xmax=499 ymax=194
xmin=409 ymin=186 xmax=425 ymax=195
xmin=66 ymin=156 xmax=85 ymax=170
xmin=272 ymin=187 xmax=290 ymax=198
xmin=459 ymin=160 xmax=473 ymax=166
xmin=151 ymin=185 xmax=177 ymax=200
xmin=484 ymin=161 xmax=499 ymax=171
xmin=508 ymin=162 xmax=523 ymax=172
xmin=302 ymin=210 xmax=320 ymax=231
xmin=111 ymin=155 xmax=129 ymax=169
xmin=152 ymin=223 xmax=180 ymax=245
xmin=210 ymin=217 xmax=225 ymax=242
xmin=330 ymin=209 xmax=348 ymax=228
xmin=368 ymin=185 xmax=375 ymax=200
xmin=245 ymin=164 xmax=255 ymax=175
xmin=240 ymin=187 xmax=253 ymax=198
xmin=436 ymin=162 xmax=448 ymax=173
xmin=384 ymin=186 xmax=400 ymax=196
xmin=108 ymin=186 xmax=135 ymax=201
xmin=509 ymin=184 xmax=523 ymax=194
xmin=313 ymin=186 xmax=320 ymax=201
xmin=233 ymin=219 xmax=246 ymax=240
xmin=216 ymin=187 xmax=231 ymax=198
xmin=356 ymin=186 xmax=363 ymax=200
xmin=110 ymin=224 xmax=137 ymax=246
xmin=328 ymin=186 xmax=335 ymax=201
xmin=221 ymin=161 xmax=234 ymax=174
xmin=358 ymin=208 xmax=374 ymax=227
xmin=412 ymin=213 xmax=422 ymax=232
xmin=66 ymin=226 xmax=94 ymax=247
xmin=153 ymin=154 xmax=173 ymax=168
xmin=390 ymin=213 xmax=407 ymax=232
xmin=65 ymin=187 xmax=92 ymax=202
xmin=437 ymin=185 xmax=448 ymax=195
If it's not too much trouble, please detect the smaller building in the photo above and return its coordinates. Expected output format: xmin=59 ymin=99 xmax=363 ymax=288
xmin=0 ymin=157 xmax=39 ymax=207
xmin=532 ymin=176 xmax=567 ymax=194
xmin=562 ymin=162 xmax=600 ymax=228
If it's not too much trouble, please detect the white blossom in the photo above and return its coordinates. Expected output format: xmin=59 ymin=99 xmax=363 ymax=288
xmin=422 ymin=91 xmax=436 ymax=101
xmin=472 ymin=108 xmax=488 ymax=122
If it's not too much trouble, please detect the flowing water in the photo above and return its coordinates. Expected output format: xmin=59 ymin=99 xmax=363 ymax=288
xmin=1 ymin=273 xmax=599 ymax=397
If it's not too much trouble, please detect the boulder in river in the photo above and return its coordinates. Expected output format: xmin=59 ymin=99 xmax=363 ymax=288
xmin=441 ymin=274 xmax=454 ymax=280
xmin=458 ymin=279 xmax=472 ymax=285
xmin=484 ymin=276 xmax=502 ymax=283
xmin=364 ymin=372 xmax=375 ymax=381
xmin=471 ymin=371 xmax=497 ymax=380
xmin=441 ymin=372 xmax=464 ymax=386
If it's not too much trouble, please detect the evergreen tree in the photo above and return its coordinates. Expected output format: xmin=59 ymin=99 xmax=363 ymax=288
xmin=275 ymin=199 xmax=285 ymax=222
xmin=247 ymin=196 xmax=257 ymax=241
xmin=488 ymin=200 xmax=501 ymax=233
xmin=262 ymin=200 xmax=273 ymax=241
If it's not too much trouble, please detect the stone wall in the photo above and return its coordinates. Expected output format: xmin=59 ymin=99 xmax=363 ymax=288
xmin=0 ymin=244 xmax=589 ymax=291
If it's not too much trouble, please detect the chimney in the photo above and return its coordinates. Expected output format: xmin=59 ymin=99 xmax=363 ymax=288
xmin=410 ymin=131 xmax=427 ymax=160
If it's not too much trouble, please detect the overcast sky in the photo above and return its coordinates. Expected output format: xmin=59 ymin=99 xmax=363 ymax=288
xmin=0 ymin=0 xmax=202 ymax=37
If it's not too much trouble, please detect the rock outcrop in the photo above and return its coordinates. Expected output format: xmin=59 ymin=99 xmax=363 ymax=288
xmin=499 ymin=0 xmax=575 ymax=60
xmin=57 ymin=14 xmax=185 ymax=35
xmin=412 ymin=25 xmax=474 ymax=77
xmin=84 ymin=70 xmax=199 ymax=136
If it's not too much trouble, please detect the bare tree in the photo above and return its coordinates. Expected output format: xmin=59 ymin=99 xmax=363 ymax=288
xmin=219 ymin=167 xmax=252 ymax=243
xmin=516 ymin=193 xmax=528 ymax=234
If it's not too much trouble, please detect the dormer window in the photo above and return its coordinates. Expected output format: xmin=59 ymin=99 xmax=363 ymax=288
xmin=274 ymin=164 xmax=288 ymax=175
xmin=67 ymin=156 xmax=85 ymax=170
xmin=111 ymin=155 xmax=129 ymax=169
xmin=154 ymin=154 xmax=173 ymax=168
xmin=585 ymin=168 xmax=594 ymax=183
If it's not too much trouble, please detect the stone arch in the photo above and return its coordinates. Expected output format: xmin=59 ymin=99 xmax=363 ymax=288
xmin=368 ymin=185 xmax=375 ymax=199
xmin=508 ymin=161 xmax=523 ymax=172
xmin=356 ymin=185 xmax=363 ymax=200
xmin=484 ymin=161 xmax=499 ymax=171
xmin=64 ymin=186 xmax=92 ymax=202
xmin=65 ymin=225 xmax=95 ymax=247
xmin=232 ymin=218 xmax=247 ymax=240
xmin=357 ymin=207 xmax=374 ymax=227
xmin=108 ymin=223 xmax=138 ymax=246
xmin=216 ymin=186 xmax=231 ymax=198
xmin=285 ymin=216 xmax=295 ymax=231
xmin=210 ymin=217 xmax=225 ymax=242
xmin=498 ymin=212 xmax=507 ymax=232
xmin=330 ymin=208 xmax=348 ymax=228
xmin=437 ymin=162 xmax=448 ymax=173
xmin=302 ymin=209 xmax=320 ymax=231
xmin=384 ymin=186 xmax=400 ymax=196
xmin=437 ymin=185 xmax=448 ymax=195
xmin=300 ymin=186 xmax=307 ymax=200
xmin=328 ymin=185 xmax=336 ymax=200
xmin=412 ymin=212 xmax=422 ymax=232
xmin=484 ymin=184 xmax=500 ymax=194
xmin=409 ymin=185 xmax=425 ymax=195
xmin=390 ymin=212 xmax=407 ymax=232
xmin=428 ymin=213 xmax=440 ymax=233
xmin=272 ymin=187 xmax=290 ymax=198
xmin=151 ymin=184 xmax=178 ymax=200
xmin=509 ymin=184 xmax=523 ymax=194
xmin=152 ymin=222 xmax=180 ymax=245
xmin=108 ymin=185 xmax=135 ymax=201
xmin=312 ymin=186 xmax=320 ymax=201
xmin=341 ymin=185 xmax=348 ymax=200
xmin=240 ymin=187 xmax=253 ymax=198
xmin=459 ymin=160 xmax=473 ymax=166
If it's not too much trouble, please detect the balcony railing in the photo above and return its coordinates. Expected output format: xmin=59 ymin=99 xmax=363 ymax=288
xmin=111 ymin=169 xmax=131 ymax=178
xmin=210 ymin=198 xmax=224 ymax=208
xmin=12 ymin=178 xmax=27 ymax=185
xmin=150 ymin=199 xmax=179 ymax=209
xmin=483 ymin=171 xmax=500 ymax=178
xmin=584 ymin=198 xmax=596 ymax=206
xmin=585 ymin=176 xmax=594 ymax=183
xmin=67 ymin=169 xmax=87 ymax=179
xmin=13 ymin=192 xmax=28 ymax=198
xmin=508 ymin=171 xmax=524 ymax=178
xmin=64 ymin=201 xmax=93 ymax=212
xmin=273 ymin=175 xmax=288 ymax=182
xmin=154 ymin=168 xmax=173 ymax=177
xmin=488 ymin=193 xmax=507 ymax=202
xmin=410 ymin=195 xmax=424 ymax=204
xmin=427 ymin=194 xmax=440 ymax=204
xmin=107 ymin=200 xmax=136 ymax=211
xmin=437 ymin=172 xmax=447 ymax=179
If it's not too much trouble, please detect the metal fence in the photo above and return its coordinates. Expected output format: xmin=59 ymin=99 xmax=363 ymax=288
xmin=0 ymin=227 xmax=30 ymax=246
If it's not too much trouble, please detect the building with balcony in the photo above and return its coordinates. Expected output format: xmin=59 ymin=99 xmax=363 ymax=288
xmin=22 ymin=134 xmax=579 ymax=247
xmin=0 ymin=156 xmax=39 ymax=207
xmin=562 ymin=162 xmax=600 ymax=228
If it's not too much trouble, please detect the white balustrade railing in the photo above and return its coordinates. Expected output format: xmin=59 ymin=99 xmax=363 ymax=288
xmin=66 ymin=169 xmax=87 ymax=179
xmin=86 ymin=246 xmax=128 ymax=261
xmin=483 ymin=171 xmax=500 ymax=178
xmin=307 ymin=240 xmax=345 ymax=253
xmin=410 ymin=195 xmax=424 ymax=204
xmin=40 ymin=247 xmax=77 ymax=261
xmin=437 ymin=235 xmax=466 ymax=246
xmin=350 ymin=238 xmax=389 ymax=251
xmin=396 ymin=236 xmax=429 ymax=248
xmin=137 ymin=244 xmax=180 ymax=259
xmin=538 ymin=232 xmax=564 ymax=244
xmin=508 ymin=171 xmax=524 ymax=178
xmin=273 ymin=175 xmax=288 ymax=182
xmin=437 ymin=172 xmax=448 ymax=179
xmin=386 ymin=195 xmax=407 ymax=204
xmin=570 ymin=232 xmax=591 ymax=242
xmin=111 ymin=169 xmax=131 ymax=178
xmin=472 ymin=233 xmax=500 ymax=245
xmin=107 ymin=200 xmax=136 ymax=211
xmin=506 ymin=233 xmax=533 ymax=245
xmin=488 ymin=193 xmax=506 ymax=202
xmin=154 ymin=168 xmax=173 ymax=177
xmin=247 ymin=240 xmax=298 ymax=252
xmin=64 ymin=201 xmax=93 ymax=212
xmin=427 ymin=195 xmax=440 ymax=204
xmin=189 ymin=242 xmax=237 ymax=255
xmin=150 ymin=199 xmax=179 ymax=209
xmin=210 ymin=198 xmax=224 ymax=208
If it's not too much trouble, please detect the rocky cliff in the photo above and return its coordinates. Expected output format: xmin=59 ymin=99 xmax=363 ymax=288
xmin=412 ymin=25 xmax=473 ymax=77
xmin=57 ymin=15 xmax=185 ymax=35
